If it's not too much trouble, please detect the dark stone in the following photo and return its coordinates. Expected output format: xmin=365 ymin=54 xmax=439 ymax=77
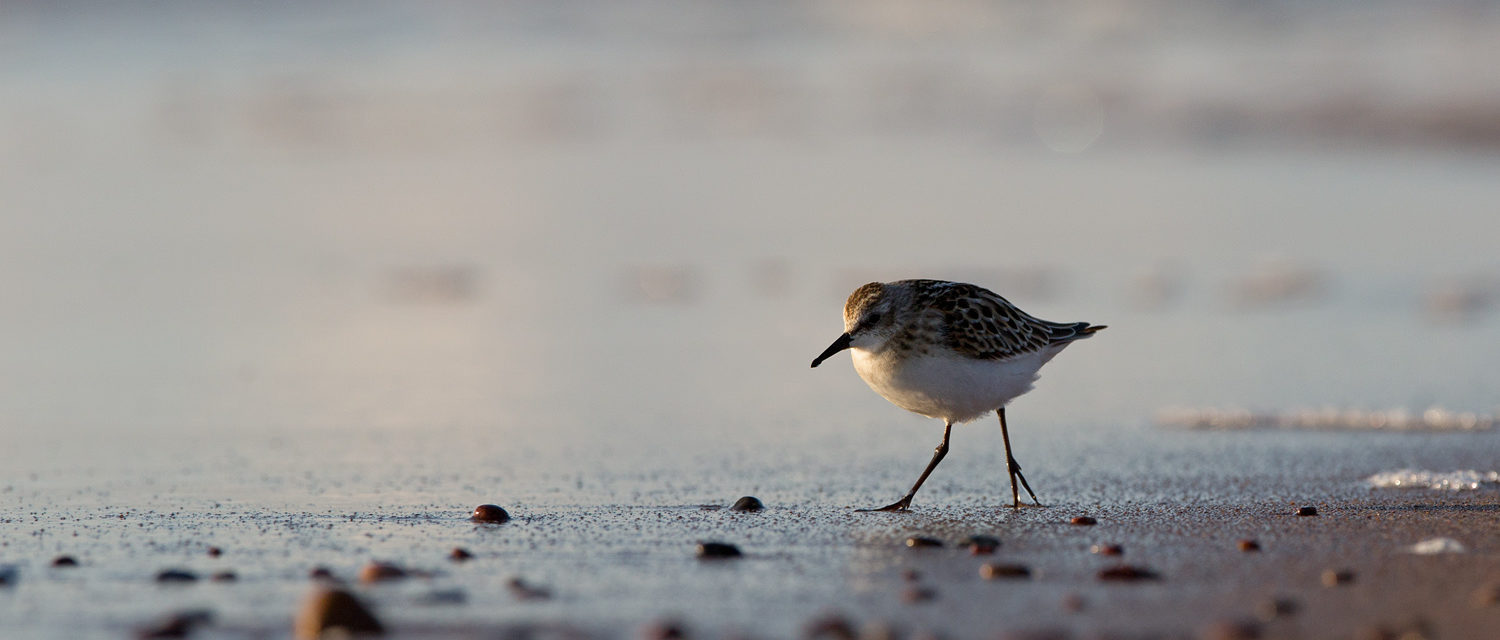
xmin=358 ymin=562 xmax=407 ymax=584
xmin=1090 ymin=543 xmax=1124 ymax=556
xmin=51 ymin=555 xmax=79 ymax=567
xmin=696 ymin=542 xmax=742 ymax=559
xmin=1321 ymin=569 xmax=1355 ymax=587
xmin=155 ymin=569 xmax=199 ymax=584
xmin=1201 ymin=620 xmax=1263 ymax=640
xmin=904 ymin=536 xmax=944 ymax=548
xmin=1237 ymin=539 xmax=1262 ymax=552
xmin=729 ymin=496 xmax=764 ymax=512
xmin=308 ymin=566 xmax=335 ymax=581
xmin=206 ymin=546 xmax=222 ymax=558
xmin=962 ymin=534 xmax=1001 ymax=554
xmin=1255 ymin=597 xmax=1300 ymax=620
xmin=901 ymin=586 xmax=936 ymax=603
xmin=803 ymin=613 xmax=856 ymax=639
xmin=641 ymin=619 xmax=688 ymax=639
xmin=449 ymin=547 xmax=474 ymax=562
xmin=470 ymin=504 xmax=510 ymax=523
xmin=980 ymin=563 xmax=1032 ymax=579
xmin=1296 ymin=506 xmax=1318 ymax=517
xmin=294 ymin=588 xmax=383 ymax=638
xmin=1070 ymin=516 xmax=1098 ymax=526
xmin=1097 ymin=565 xmax=1160 ymax=581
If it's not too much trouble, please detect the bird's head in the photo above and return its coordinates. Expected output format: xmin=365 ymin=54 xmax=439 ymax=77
xmin=811 ymin=281 xmax=903 ymax=367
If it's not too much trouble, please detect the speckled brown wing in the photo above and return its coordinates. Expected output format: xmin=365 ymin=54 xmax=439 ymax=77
xmin=904 ymin=280 xmax=1094 ymax=361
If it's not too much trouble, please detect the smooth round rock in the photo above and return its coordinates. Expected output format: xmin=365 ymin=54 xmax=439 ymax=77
xmin=358 ymin=562 xmax=408 ymax=584
xmin=980 ymin=563 xmax=1032 ymax=579
xmin=51 ymin=555 xmax=79 ymax=568
xmin=1321 ymin=569 xmax=1354 ymax=587
xmin=1097 ymin=565 xmax=1160 ymax=582
xmin=696 ymin=542 xmax=742 ymax=559
xmin=1255 ymin=597 xmax=1299 ymax=620
xmin=1070 ymin=516 xmax=1098 ymax=526
xmin=206 ymin=546 xmax=223 ymax=558
xmin=1296 ymin=506 xmax=1318 ymax=517
xmin=470 ymin=504 xmax=510 ymax=523
xmin=1237 ymin=539 xmax=1262 ymax=552
xmin=449 ymin=547 xmax=474 ymax=562
xmin=901 ymin=586 xmax=936 ymax=603
xmin=155 ymin=569 xmax=199 ymax=584
xmin=729 ymin=496 xmax=764 ymax=512
xmin=1090 ymin=543 xmax=1124 ymax=556
xmin=294 ymin=588 xmax=383 ymax=639
xmin=905 ymin=536 xmax=944 ymax=548
xmin=961 ymin=534 xmax=1001 ymax=554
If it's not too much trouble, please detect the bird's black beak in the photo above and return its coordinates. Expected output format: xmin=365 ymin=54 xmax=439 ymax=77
xmin=810 ymin=333 xmax=853 ymax=368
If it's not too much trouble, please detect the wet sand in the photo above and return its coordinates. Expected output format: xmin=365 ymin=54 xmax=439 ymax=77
xmin=5 ymin=424 xmax=1499 ymax=639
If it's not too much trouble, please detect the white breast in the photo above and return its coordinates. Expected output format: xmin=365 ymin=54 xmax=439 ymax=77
xmin=851 ymin=346 xmax=1063 ymax=424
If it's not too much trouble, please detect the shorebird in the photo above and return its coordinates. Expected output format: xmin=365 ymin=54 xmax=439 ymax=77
xmin=811 ymin=279 xmax=1104 ymax=511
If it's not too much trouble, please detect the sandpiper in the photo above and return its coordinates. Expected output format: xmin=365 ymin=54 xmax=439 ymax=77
xmin=811 ymin=279 xmax=1105 ymax=511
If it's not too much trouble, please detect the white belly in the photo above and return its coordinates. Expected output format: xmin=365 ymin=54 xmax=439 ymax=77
xmin=851 ymin=347 xmax=1061 ymax=424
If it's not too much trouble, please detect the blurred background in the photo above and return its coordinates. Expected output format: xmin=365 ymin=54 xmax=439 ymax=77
xmin=2 ymin=0 xmax=1498 ymax=474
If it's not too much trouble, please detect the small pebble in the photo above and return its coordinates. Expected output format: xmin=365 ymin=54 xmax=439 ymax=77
xmin=729 ymin=496 xmax=764 ymax=512
xmin=1321 ymin=569 xmax=1354 ymax=587
xmin=904 ymin=536 xmax=943 ymax=548
xmin=961 ymin=534 xmax=1001 ymax=554
xmin=1097 ymin=565 xmax=1159 ymax=581
xmin=1237 ymin=539 xmax=1261 ymax=552
xmin=1255 ymin=597 xmax=1299 ymax=620
xmin=1296 ymin=506 xmax=1318 ymax=517
xmin=1070 ymin=516 xmax=1097 ymax=526
xmin=1471 ymin=583 xmax=1500 ymax=607
xmin=640 ymin=619 xmax=688 ymax=639
xmin=470 ymin=504 xmax=510 ymax=523
xmin=210 ymin=571 xmax=237 ymax=582
xmin=308 ymin=566 xmax=336 ymax=581
xmin=449 ymin=547 xmax=474 ymax=562
xmin=51 ymin=555 xmax=79 ymax=567
xmin=293 ymin=588 xmax=383 ymax=639
xmin=155 ymin=569 xmax=199 ymax=584
xmin=1090 ymin=543 xmax=1124 ymax=556
xmin=980 ymin=563 xmax=1032 ymax=579
xmin=696 ymin=541 xmax=742 ymax=559
xmin=417 ymin=589 xmax=467 ymax=605
xmin=901 ymin=586 xmax=936 ymax=603
xmin=358 ymin=562 xmax=408 ymax=584
xmin=507 ymin=577 xmax=552 ymax=600
xmin=206 ymin=546 xmax=222 ymax=558
xmin=1061 ymin=593 xmax=1086 ymax=612
xmin=1200 ymin=619 xmax=1263 ymax=640
xmin=136 ymin=610 xmax=213 ymax=639
xmin=803 ymin=613 xmax=856 ymax=639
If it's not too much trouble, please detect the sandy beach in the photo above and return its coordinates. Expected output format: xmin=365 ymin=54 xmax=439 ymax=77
xmin=3 ymin=2 xmax=1499 ymax=638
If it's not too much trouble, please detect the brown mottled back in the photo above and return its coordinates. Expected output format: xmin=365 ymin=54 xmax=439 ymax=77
xmin=900 ymin=279 xmax=1095 ymax=360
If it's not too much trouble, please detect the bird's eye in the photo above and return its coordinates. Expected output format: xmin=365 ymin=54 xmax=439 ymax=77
xmin=866 ymin=313 xmax=882 ymax=325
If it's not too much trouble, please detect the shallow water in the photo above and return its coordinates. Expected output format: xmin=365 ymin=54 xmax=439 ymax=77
xmin=4 ymin=2 xmax=1500 ymax=638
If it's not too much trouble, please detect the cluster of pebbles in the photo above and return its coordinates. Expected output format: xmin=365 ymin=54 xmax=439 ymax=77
xmin=11 ymin=498 xmax=1488 ymax=639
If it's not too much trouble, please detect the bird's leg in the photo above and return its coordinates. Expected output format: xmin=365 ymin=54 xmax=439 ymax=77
xmin=858 ymin=421 xmax=953 ymax=512
xmin=998 ymin=407 xmax=1043 ymax=509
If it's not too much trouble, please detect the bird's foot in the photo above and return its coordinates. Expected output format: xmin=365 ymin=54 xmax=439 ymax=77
xmin=856 ymin=496 xmax=913 ymax=512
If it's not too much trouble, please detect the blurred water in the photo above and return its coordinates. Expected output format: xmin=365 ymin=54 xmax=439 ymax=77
xmin=3 ymin=2 xmax=1500 ymax=637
